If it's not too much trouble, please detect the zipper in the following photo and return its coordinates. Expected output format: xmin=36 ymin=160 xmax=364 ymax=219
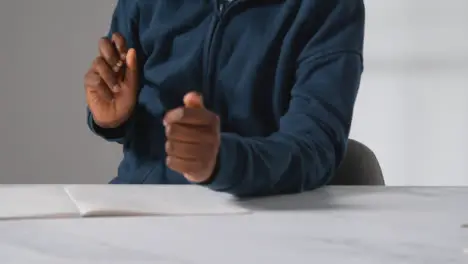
xmin=202 ymin=0 xmax=235 ymax=110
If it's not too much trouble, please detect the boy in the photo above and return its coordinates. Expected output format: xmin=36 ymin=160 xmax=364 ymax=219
xmin=84 ymin=0 xmax=365 ymax=197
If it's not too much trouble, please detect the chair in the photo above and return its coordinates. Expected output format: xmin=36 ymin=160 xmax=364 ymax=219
xmin=330 ymin=139 xmax=385 ymax=185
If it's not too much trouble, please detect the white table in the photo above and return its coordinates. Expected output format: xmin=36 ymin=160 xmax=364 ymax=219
xmin=0 ymin=186 xmax=467 ymax=264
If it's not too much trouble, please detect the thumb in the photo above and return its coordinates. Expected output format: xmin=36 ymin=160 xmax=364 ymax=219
xmin=124 ymin=48 xmax=138 ymax=89
xmin=183 ymin=92 xmax=204 ymax=109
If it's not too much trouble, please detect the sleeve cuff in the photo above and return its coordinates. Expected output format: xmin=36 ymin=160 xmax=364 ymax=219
xmin=199 ymin=133 xmax=243 ymax=192
xmin=87 ymin=111 xmax=128 ymax=142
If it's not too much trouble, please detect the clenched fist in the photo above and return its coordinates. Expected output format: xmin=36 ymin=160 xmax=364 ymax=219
xmin=85 ymin=33 xmax=139 ymax=129
xmin=164 ymin=92 xmax=221 ymax=183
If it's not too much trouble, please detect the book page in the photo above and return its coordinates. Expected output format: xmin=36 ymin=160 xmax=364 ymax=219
xmin=0 ymin=185 xmax=80 ymax=220
xmin=64 ymin=185 xmax=249 ymax=217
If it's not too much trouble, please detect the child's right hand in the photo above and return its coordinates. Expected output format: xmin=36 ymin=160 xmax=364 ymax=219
xmin=84 ymin=33 xmax=139 ymax=129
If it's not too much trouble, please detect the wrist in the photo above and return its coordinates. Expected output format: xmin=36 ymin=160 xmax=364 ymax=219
xmin=196 ymin=154 xmax=220 ymax=185
xmin=88 ymin=112 xmax=130 ymax=140
xmin=93 ymin=115 xmax=130 ymax=129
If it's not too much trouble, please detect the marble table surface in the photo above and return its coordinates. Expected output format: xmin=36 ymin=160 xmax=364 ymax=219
xmin=0 ymin=186 xmax=467 ymax=264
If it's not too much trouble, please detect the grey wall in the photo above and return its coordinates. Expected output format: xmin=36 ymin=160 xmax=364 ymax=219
xmin=0 ymin=1 xmax=119 ymax=183
xmin=0 ymin=1 xmax=467 ymax=185
xmin=352 ymin=1 xmax=468 ymax=185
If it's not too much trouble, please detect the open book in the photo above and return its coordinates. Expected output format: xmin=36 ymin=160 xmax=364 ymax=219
xmin=0 ymin=185 xmax=249 ymax=220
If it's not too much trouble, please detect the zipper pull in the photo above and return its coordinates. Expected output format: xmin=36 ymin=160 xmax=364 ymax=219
xmin=219 ymin=2 xmax=225 ymax=12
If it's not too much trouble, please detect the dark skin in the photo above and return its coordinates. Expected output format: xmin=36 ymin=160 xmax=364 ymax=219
xmin=84 ymin=33 xmax=220 ymax=183
xmin=84 ymin=33 xmax=138 ymax=129
xmin=164 ymin=93 xmax=220 ymax=183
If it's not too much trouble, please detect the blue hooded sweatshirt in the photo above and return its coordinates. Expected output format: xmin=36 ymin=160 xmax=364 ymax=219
xmin=88 ymin=0 xmax=365 ymax=197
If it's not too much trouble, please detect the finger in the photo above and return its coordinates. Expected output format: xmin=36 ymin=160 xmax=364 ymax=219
xmin=184 ymin=92 xmax=204 ymax=109
xmin=166 ymin=156 xmax=203 ymax=175
xmin=111 ymin=33 xmax=128 ymax=61
xmin=93 ymin=57 xmax=119 ymax=92
xmin=164 ymin=107 xmax=218 ymax=126
xmin=85 ymin=71 xmax=113 ymax=101
xmin=165 ymin=123 xmax=213 ymax=143
xmin=98 ymin=37 xmax=122 ymax=72
xmin=124 ymin=48 xmax=139 ymax=90
xmin=165 ymin=140 xmax=207 ymax=159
